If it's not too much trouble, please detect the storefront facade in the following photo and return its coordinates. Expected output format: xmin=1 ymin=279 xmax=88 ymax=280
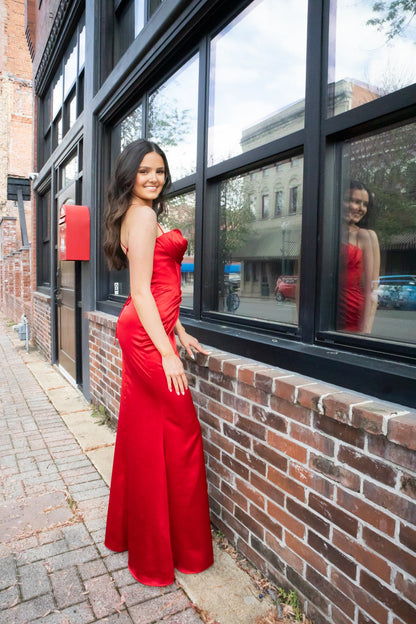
xmin=27 ymin=1 xmax=416 ymax=622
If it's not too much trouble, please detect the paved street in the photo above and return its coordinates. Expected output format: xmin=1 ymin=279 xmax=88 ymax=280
xmin=0 ymin=321 xmax=204 ymax=624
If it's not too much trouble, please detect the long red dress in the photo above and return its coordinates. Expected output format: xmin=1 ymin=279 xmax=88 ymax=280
xmin=105 ymin=228 xmax=213 ymax=586
xmin=338 ymin=242 xmax=364 ymax=332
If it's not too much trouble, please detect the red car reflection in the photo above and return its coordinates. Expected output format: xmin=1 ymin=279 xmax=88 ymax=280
xmin=275 ymin=275 xmax=298 ymax=302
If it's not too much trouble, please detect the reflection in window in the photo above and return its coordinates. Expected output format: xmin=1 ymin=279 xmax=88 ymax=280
xmin=148 ymin=55 xmax=199 ymax=182
xmin=275 ymin=190 xmax=283 ymax=217
xmin=212 ymin=158 xmax=303 ymax=324
xmin=289 ymin=186 xmax=298 ymax=214
xmin=336 ymin=122 xmax=416 ymax=343
xmin=328 ymin=0 xmax=416 ymax=116
xmin=161 ymin=191 xmax=195 ymax=308
xmin=120 ymin=103 xmax=143 ymax=150
xmin=37 ymin=190 xmax=51 ymax=288
xmin=208 ymin=0 xmax=307 ymax=164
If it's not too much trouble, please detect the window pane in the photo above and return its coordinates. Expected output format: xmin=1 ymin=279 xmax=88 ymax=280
xmin=328 ymin=0 xmax=416 ymax=117
xmin=120 ymin=103 xmax=143 ymax=149
xmin=161 ymin=191 xmax=196 ymax=309
xmin=336 ymin=122 xmax=416 ymax=343
xmin=61 ymin=153 xmax=78 ymax=190
xmin=148 ymin=55 xmax=199 ymax=182
xmin=134 ymin=0 xmax=145 ymax=36
xmin=212 ymin=157 xmax=303 ymax=324
xmin=208 ymin=0 xmax=307 ymax=165
xmin=64 ymin=33 xmax=77 ymax=98
xmin=52 ymin=72 xmax=63 ymax=119
xmin=79 ymin=16 xmax=85 ymax=70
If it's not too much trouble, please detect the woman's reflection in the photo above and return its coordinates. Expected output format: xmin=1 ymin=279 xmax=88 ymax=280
xmin=338 ymin=180 xmax=380 ymax=334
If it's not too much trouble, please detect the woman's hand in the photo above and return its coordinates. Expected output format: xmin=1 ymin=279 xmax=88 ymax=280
xmin=162 ymin=353 xmax=189 ymax=395
xmin=177 ymin=329 xmax=210 ymax=360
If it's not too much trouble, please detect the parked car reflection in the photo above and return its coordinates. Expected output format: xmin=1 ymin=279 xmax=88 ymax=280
xmin=274 ymin=275 xmax=298 ymax=302
xmin=376 ymin=275 xmax=416 ymax=310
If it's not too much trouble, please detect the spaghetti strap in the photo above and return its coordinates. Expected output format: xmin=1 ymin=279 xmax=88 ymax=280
xmin=157 ymin=223 xmax=164 ymax=234
xmin=120 ymin=242 xmax=128 ymax=254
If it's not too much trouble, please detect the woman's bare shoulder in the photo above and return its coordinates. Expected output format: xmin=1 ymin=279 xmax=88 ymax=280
xmin=124 ymin=203 xmax=157 ymax=226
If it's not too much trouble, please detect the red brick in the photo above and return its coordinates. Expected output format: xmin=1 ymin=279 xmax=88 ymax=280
xmin=289 ymin=463 xmax=334 ymax=499
xmin=238 ymin=364 xmax=268 ymax=385
xmin=400 ymin=473 xmax=416 ymax=500
xmin=267 ymin=430 xmax=307 ymax=464
xmin=235 ymin=477 xmax=265 ymax=509
xmin=270 ymin=395 xmax=312 ymax=425
xmin=251 ymin=535 xmax=284 ymax=575
xmin=266 ymin=531 xmax=303 ymax=574
xmin=221 ymin=481 xmax=247 ymax=511
xmin=331 ymin=605 xmax=355 ymax=624
xmin=236 ymin=537 xmax=269 ymax=578
xmin=308 ymin=531 xmax=356 ymax=579
xmin=222 ymin=391 xmax=250 ymax=417
xmin=274 ymin=375 xmax=309 ymax=402
xmin=236 ymin=414 xmax=266 ymax=440
xmin=388 ymin=413 xmax=416 ymax=451
xmin=223 ymin=423 xmax=250 ymax=448
xmin=338 ymin=445 xmax=396 ymax=487
xmin=395 ymin=572 xmax=416 ymax=605
xmin=351 ymin=402 xmax=394 ymax=435
xmin=286 ymin=498 xmax=329 ymax=537
xmin=309 ymin=493 xmax=358 ymax=537
xmin=221 ymin=507 xmax=249 ymax=543
xmin=333 ymin=529 xmax=391 ymax=584
xmin=208 ymin=456 xmax=233 ymax=484
xmin=199 ymin=407 xmax=221 ymax=431
xmin=211 ymin=513 xmax=236 ymax=544
xmin=337 ymin=488 xmax=395 ymax=536
xmin=209 ymin=483 xmax=234 ymax=514
xmin=250 ymin=472 xmax=285 ymax=507
xmin=209 ymin=429 xmax=234 ymax=455
xmin=208 ymin=399 xmax=234 ymax=423
xmin=267 ymin=500 xmax=305 ymax=538
xmin=321 ymin=392 xmax=365 ymax=424
xmin=310 ymin=453 xmax=360 ymax=491
xmin=235 ymin=447 xmax=267 ymax=476
xmin=315 ymin=413 xmax=365 ymax=448
xmin=364 ymin=480 xmax=416 ymax=524
xmin=199 ymin=379 xmax=221 ymax=402
xmin=234 ymin=505 xmax=264 ymax=539
xmin=360 ymin=570 xmax=416 ymax=623
xmin=222 ymin=358 xmax=241 ymax=378
xmin=252 ymin=404 xmax=287 ymax=432
xmin=285 ymin=531 xmax=327 ymax=575
xmin=222 ymin=451 xmax=249 ymax=481
xmin=307 ymin=566 xmax=355 ymax=618
xmin=203 ymin=439 xmax=221 ymax=460
xmin=296 ymin=382 xmax=338 ymax=410
xmin=268 ymin=465 xmax=305 ymax=502
xmin=237 ymin=381 xmax=269 ymax=406
xmin=250 ymin=503 xmax=283 ymax=541
xmin=331 ymin=569 xmax=389 ymax=624
xmin=209 ymin=370 xmax=234 ymax=391
xmin=399 ymin=522 xmax=416 ymax=551
xmin=290 ymin=422 xmax=335 ymax=456
xmin=358 ymin=611 xmax=378 ymax=624
xmin=208 ymin=353 xmax=237 ymax=373
xmin=363 ymin=526 xmax=416 ymax=577
xmin=253 ymin=440 xmax=287 ymax=473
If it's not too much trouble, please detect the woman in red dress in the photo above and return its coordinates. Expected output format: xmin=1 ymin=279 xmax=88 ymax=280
xmin=338 ymin=180 xmax=380 ymax=333
xmin=103 ymin=139 xmax=213 ymax=586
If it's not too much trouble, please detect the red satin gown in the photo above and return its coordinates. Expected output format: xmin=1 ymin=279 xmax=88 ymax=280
xmin=105 ymin=227 xmax=213 ymax=586
xmin=338 ymin=242 xmax=364 ymax=332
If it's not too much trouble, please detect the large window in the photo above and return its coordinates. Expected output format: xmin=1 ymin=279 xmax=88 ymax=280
xmin=41 ymin=14 xmax=85 ymax=164
xmin=210 ymin=157 xmax=302 ymax=325
xmin=97 ymin=0 xmax=416 ymax=404
xmin=335 ymin=122 xmax=416 ymax=344
xmin=328 ymin=0 xmax=416 ymax=116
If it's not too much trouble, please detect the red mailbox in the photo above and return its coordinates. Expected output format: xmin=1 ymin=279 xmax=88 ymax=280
xmin=59 ymin=204 xmax=90 ymax=261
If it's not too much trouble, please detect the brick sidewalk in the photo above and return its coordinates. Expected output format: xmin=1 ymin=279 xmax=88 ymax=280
xmin=0 ymin=326 xmax=203 ymax=624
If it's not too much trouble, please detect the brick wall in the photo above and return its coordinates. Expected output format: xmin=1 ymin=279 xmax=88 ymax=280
xmin=0 ymin=216 xmax=31 ymax=324
xmin=86 ymin=310 xmax=416 ymax=624
xmin=32 ymin=291 xmax=51 ymax=361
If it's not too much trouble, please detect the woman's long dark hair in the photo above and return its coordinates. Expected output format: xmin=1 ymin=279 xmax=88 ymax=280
xmin=350 ymin=179 xmax=374 ymax=228
xmin=103 ymin=139 xmax=171 ymax=270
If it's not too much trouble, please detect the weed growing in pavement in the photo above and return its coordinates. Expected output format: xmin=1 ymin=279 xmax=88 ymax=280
xmin=277 ymin=588 xmax=303 ymax=622
xmin=91 ymin=404 xmax=117 ymax=431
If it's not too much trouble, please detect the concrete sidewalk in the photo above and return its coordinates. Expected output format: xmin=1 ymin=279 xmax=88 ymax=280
xmin=0 ymin=316 xmax=275 ymax=624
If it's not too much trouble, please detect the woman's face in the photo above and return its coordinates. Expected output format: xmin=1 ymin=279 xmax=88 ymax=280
xmin=345 ymin=187 xmax=369 ymax=226
xmin=132 ymin=152 xmax=166 ymax=206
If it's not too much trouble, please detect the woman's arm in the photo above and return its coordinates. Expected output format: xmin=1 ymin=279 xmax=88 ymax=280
xmin=124 ymin=205 xmax=188 ymax=395
xmin=358 ymin=228 xmax=375 ymax=334
xmin=175 ymin=319 xmax=210 ymax=359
